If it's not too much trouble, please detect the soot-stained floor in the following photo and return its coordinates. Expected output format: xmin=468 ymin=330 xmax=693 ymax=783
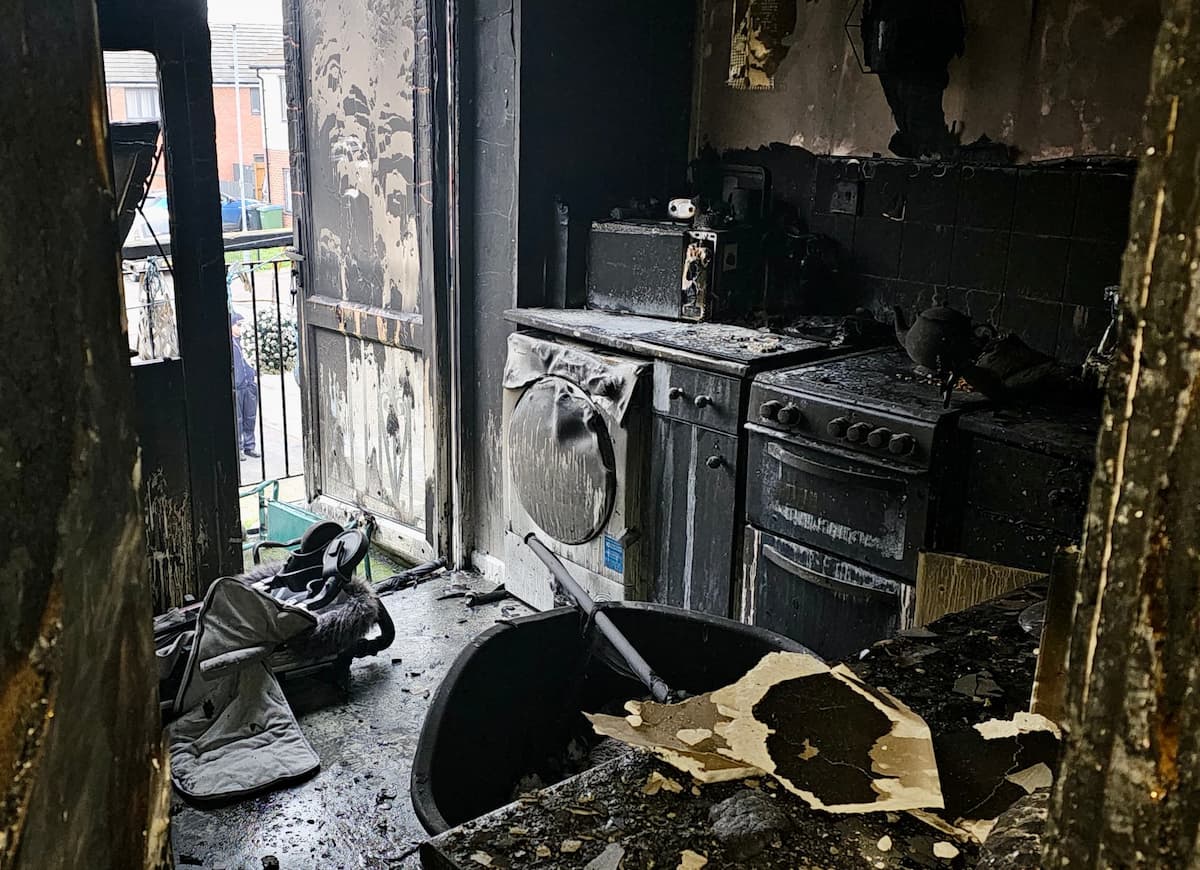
xmin=170 ymin=572 xmax=532 ymax=870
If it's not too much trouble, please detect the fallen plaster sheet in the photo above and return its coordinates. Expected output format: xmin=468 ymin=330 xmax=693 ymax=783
xmin=587 ymin=695 xmax=762 ymax=784
xmin=974 ymin=711 xmax=1062 ymax=741
xmin=924 ymin=711 xmax=1062 ymax=845
xmin=588 ymin=651 xmax=944 ymax=814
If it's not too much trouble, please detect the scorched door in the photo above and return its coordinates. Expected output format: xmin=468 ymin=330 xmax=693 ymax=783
xmin=286 ymin=0 xmax=448 ymax=560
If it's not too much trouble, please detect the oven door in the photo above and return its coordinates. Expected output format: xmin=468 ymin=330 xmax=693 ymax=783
xmin=741 ymin=527 xmax=914 ymax=660
xmin=746 ymin=425 xmax=930 ymax=580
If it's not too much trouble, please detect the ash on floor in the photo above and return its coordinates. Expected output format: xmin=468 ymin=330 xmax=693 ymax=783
xmin=171 ymin=572 xmax=532 ymax=870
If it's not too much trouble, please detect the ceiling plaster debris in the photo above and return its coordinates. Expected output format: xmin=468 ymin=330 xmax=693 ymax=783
xmin=588 ymin=651 xmax=944 ymax=814
xmin=590 ymin=651 xmax=1065 ymax=847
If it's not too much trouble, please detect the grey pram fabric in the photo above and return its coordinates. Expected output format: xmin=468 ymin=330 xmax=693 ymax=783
xmin=168 ymin=577 xmax=320 ymax=803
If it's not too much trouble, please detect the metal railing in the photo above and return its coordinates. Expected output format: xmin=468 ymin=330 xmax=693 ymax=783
xmin=122 ymin=229 xmax=303 ymax=488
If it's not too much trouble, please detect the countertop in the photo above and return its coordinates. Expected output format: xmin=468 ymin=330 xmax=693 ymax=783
xmin=505 ymin=307 xmax=1103 ymax=457
xmin=959 ymin=398 xmax=1101 ymax=463
xmin=503 ymin=308 xmax=833 ymax=378
xmin=422 ymin=584 xmax=1051 ymax=869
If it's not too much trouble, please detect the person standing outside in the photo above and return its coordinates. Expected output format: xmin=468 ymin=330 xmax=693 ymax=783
xmin=230 ymin=312 xmax=260 ymax=459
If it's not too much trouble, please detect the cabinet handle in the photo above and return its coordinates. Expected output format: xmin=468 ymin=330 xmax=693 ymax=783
xmin=668 ymin=387 xmax=685 ymax=400
xmin=693 ymin=394 xmax=713 ymax=408
xmin=763 ymin=545 xmax=896 ymax=603
xmin=705 ymin=455 xmax=724 ymax=469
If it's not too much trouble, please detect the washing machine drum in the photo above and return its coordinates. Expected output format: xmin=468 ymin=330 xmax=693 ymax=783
xmin=508 ymin=376 xmax=617 ymax=546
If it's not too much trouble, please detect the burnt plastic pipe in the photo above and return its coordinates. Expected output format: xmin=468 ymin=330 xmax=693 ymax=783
xmin=524 ymin=533 xmax=672 ymax=703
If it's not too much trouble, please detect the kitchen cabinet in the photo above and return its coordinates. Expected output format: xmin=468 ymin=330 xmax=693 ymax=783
xmin=501 ymin=309 xmax=843 ymax=617
xmin=649 ymin=360 xmax=747 ymax=618
xmin=955 ymin=403 xmax=1098 ymax=573
xmin=650 ymin=416 xmax=738 ymax=617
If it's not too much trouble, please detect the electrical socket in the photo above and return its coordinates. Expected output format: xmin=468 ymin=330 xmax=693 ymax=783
xmin=830 ymin=180 xmax=861 ymax=216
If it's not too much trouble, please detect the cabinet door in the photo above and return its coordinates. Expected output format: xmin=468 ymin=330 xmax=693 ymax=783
xmin=651 ymin=417 xmax=738 ymax=617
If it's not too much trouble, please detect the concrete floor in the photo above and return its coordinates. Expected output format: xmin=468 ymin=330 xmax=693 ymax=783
xmin=171 ymin=572 xmax=533 ymax=870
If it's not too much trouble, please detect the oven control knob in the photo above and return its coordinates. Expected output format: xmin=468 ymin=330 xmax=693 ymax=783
xmin=888 ymin=433 xmax=916 ymax=455
xmin=847 ymin=422 xmax=872 ymax=443
xmin=867 ymin=427 xmax=891 ymax=448
xmin=759 ymin=400 xmax=782 ymax=421
xmin=776 ymin=403 xmax=802 ymax=426
xmin=827 ymin=417 xmax=850 ymax=438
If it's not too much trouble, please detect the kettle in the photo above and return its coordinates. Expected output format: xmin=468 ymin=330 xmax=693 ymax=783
xmin=894 ymin=304 xmax=984 ymax=406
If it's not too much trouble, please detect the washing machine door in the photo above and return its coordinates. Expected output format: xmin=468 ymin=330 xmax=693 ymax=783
xmin=507 ymin=376 xmax=617 ymax=546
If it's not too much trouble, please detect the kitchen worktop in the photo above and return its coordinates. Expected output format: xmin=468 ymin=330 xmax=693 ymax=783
xmin=422 ymin=584 xmax=1051 ymax=869
xmin=958 ymin=398 xmax=1102 ymax=462
xmin=503 ymin=308 xmax=832 ymax=377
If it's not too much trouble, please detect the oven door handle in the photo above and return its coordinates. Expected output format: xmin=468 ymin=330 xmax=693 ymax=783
xmin=766 ymin=442 xmax=907 ymax=491
xmin=763 ymin=545 xmax=897 ymax=603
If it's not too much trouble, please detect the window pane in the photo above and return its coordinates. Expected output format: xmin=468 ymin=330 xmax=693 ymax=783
xmin=250 ymin=87 xmax=262 ymax=115
xmin=125 ymin=87 xmax=160 ymax=122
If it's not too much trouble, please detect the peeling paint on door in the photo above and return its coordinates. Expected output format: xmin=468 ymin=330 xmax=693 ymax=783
xmin=315 ymin=329 xmax=426 ymax=530
xmin=293 ymin=0 xmax=441 ymax=551
xmin=305 ymin=0 xmax=422 ymax=313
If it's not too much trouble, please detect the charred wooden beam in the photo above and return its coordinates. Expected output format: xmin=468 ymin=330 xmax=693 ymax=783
xmin=1044 ymin=1 xmax=1200 ymax=864
xmin=0 ymin=0 xmax=166 ymax=866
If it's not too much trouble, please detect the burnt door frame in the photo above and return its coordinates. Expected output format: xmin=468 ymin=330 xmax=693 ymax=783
xmin=284 ymin=0 xmax=455 ymax=561
xmin=99 ymin=0 xmax=246 ymax=602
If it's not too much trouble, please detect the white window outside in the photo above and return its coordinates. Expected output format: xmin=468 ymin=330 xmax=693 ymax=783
xmin=125 ymin=87 xmax=160 ymax=121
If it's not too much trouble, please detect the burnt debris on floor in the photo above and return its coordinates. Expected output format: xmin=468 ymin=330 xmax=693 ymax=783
xmin=422 ymin=586 xmax=1050 ymax=868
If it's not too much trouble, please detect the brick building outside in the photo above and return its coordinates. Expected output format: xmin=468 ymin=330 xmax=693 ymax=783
xmin=105 ymin=22 xmax=291 ymax=229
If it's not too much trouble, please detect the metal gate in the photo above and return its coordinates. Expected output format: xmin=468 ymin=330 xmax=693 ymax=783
xmin=284 ymin=0 xmax=449 ymax=561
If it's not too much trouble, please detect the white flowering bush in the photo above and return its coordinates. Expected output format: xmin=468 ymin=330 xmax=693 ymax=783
xmin=241 ymin=309 xmax=298 ymax=374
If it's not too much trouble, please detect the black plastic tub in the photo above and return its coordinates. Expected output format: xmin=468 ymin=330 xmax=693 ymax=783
xmin=410 ymin=602 xmax=812 ymax=834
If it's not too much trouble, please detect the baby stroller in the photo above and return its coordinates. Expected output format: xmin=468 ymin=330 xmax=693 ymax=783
xmin=155 ymin=520 xmax=396 ymax=804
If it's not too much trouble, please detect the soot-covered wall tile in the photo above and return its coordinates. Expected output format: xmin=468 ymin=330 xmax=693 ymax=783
xmin=873 ymin=277 xmax=939 ymax=324
xmin=1001 ymin=296 xmax=1062 ymax=356
xmin=745 ymin=146 xmax=1133 ymax=363
xmin=1073 ymin=172 xmax=1135 ymax=241
xmin=951 ymin=227 xmax=1010 ymax=294
xmin=1057 ymin=304 xmax=1112 ymax=365
xmin=1013 ymin=170 xmax=1079 ymax=236
xmin=1064 ymin=238 xmax=1125 ymax=306
xmin=957 ymin=166 xmax=1017 ymax=230
xmin=853 ymin=217 xmax=904 ymax=278
xmin=899 ymin=223 xmax=954 ymax=286
xmin=904 ymin=164 xmax=960 ymax=224
xmin=861 ymin=162 xmax=911 ymax=221
xmin=1006 ymin=233 xmax=1069 ymax=301
xmin=945 ymin=287 xmax=1003 ymax=327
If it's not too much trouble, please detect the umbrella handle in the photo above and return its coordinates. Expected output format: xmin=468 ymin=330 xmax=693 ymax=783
xmin=524 ymin=534 xmax=672 ymax=703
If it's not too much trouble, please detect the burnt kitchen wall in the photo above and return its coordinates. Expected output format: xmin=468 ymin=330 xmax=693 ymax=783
xmin=518 ymin=0 xmax=695 ymax=306
xmin=465 ymin=0 xmax=696 ymax=569
xmin=695 ymin=0 xmax=1161 ymax=160
xmin=800 ymin=155 xmax=1135 ymax=363
xmin=462 ymin=0 xmax=520 ymax=571
xmin=700 ymin=0 xmax=1152 ymax=364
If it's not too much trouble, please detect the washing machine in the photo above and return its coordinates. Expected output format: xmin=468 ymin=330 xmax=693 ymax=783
xmin=502 ymin=332 xmax=652 ymax=610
